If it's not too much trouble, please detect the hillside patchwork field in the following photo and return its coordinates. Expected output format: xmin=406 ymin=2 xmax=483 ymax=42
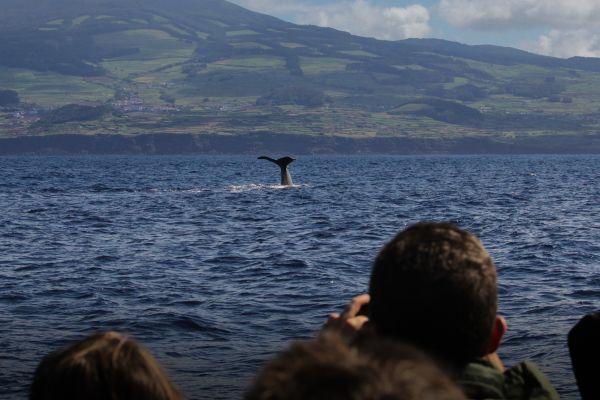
xmin=1 ymin=0 xmax=600 ymax=147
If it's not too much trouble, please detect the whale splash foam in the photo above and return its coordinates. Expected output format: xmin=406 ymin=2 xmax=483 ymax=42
xmin=228 ymin=183 xmax=305 ymax=193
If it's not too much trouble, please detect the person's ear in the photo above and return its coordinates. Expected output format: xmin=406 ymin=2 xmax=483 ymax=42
xmin=485 ymin=315 xmax=507 ymax=354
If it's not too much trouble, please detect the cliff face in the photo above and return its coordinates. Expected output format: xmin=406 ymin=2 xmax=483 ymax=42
xmin=2 ymin=133 xmax=599 ymax=155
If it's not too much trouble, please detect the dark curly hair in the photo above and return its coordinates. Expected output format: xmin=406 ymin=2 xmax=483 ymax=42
xmin=369 ymin=222 xmax=498 ymax=366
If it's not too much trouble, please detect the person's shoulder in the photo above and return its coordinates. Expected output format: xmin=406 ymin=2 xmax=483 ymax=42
xmin=504 ymin=361 xmax=560 ymax=400
xmin=456 ymin=359 xmax=560 ymax=400
xmin=456 ymin=359 xmax=505 ymax=399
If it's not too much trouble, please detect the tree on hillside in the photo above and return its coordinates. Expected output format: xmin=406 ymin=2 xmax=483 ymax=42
xmin=504 ymin=78 xmax=566 ymax=99
xmin=427 ymin=84 xmax=488 ymax=101
xmin=256 ymin=86 xmax=328 ymax=107
xmin=35 ymin=104 xmax=110 ymax=126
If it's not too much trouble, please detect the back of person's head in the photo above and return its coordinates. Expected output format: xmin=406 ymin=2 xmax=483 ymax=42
xmin=30 ymin=331 xmax=181 ymax=400
xmin=245 ymin=333 xmax=465 ymax=400
xmin=368 ymin=222 xmax=498 ymax=366
xmin=568 ymin=312 xmax=600 ymax=400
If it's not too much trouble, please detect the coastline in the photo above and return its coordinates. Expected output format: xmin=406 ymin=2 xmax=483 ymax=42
xmin=1 ymin=133 xmax=600 ymax=155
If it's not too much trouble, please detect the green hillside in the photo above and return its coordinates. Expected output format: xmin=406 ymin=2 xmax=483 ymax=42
xmin=1 ymin=0 xmax=600 ymax=140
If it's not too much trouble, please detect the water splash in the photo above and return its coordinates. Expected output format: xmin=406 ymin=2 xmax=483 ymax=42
xmin=227 ymin=183 xmax=304 ymax=192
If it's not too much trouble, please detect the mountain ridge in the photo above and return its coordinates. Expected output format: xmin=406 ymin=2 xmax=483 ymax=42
xmin=1 ymin=0 xmax=600 ymax=150
xmin=3 ymin=0 xmax=599 ymax=76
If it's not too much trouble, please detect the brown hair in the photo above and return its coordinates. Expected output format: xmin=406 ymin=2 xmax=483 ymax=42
xmin=30 ymin=331 xmax=181 ymax=400
xmin=245 ymin=333 xmax=465 ymax=400
xmin=369 ymin=222 xmax=498 ymax=366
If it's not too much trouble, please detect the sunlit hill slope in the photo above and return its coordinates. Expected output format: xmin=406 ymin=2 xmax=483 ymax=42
xmin=1 ymin=0 xmax=600 ymax=153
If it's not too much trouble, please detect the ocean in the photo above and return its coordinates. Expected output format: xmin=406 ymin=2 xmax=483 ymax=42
xmin=0 ymin=155 xmax=598 ymax=399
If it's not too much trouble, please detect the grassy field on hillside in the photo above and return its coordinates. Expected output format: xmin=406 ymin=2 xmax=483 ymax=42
xmin=1 ymin=0 xmax=600 ymax=141
xmin=300 ymin=57 xmax=352 ymax=74
xmin=0 ymin=67 xmax=114 ymax=107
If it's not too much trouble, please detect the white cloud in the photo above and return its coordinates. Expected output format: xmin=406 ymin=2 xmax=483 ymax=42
xmin=437 ymin=0 xmax=600 ymax=57
xmin=437 ymin=0 xmax=600 ymax=30
xmin=232 ymin=0 xmax=431 ymax=40
xmin=231 ymin=0 xmax=303 ymax=16
xmin=535 ymin=30 xmax=600 ymax=58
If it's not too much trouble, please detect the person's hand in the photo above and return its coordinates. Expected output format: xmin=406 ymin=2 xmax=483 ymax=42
xmin=322 ymin=294 xmax=370 ymax=341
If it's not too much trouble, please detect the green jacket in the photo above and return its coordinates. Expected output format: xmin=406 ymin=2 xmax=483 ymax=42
xmin=457 ymin=359 xmax=560 ymax=400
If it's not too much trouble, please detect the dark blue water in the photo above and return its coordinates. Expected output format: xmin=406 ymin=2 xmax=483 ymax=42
xmin=0 ymin=155 xmax=598 ymax=399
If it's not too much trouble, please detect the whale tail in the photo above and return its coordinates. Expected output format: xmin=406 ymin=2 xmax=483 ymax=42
xmin=258 ymin=156 xmax=295 ymax=168
xmin=258 ymin=156 xmax=295 ymax=186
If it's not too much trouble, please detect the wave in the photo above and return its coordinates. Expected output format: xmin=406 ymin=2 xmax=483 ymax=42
xmin=148 ymin=187 xmax=209 ymax=194
xmin=26 ymin=208 xmax=47 ymax=214
xmin=40 ymin=187 xmax=66 ymax=193
xmin=88 ymin=184 xmax=137 ymax=193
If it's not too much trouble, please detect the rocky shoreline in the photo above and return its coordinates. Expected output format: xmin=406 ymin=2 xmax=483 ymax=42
xmin=1 ymin=133 xmax=600 ymax=155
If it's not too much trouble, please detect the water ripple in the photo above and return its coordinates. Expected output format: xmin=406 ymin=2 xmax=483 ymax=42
xmin=0 ymin=155 xmax=598 ymax=399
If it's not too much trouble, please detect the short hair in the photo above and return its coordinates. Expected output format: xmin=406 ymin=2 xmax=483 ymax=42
xmin=245 ymin=333 xmax=465 ymax=400
xmin=368 ymin=222 xmax=498 ymax=365
xmin=568 ymin=312 xmax=600 ymax=400
xmin=30 ymin=331 xmax=181 ymax=400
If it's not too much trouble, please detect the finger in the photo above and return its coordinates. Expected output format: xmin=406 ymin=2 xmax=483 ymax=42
xmin=342 ymin=295 xmax=369 ymax=318
xmin=346 ymin=316 xmax=369 ymax=330
xmin=328 ymin=313 xmax=340 ymax=322
xmin=323 ymin=313 xmax=340 ymax=328
xmin=341 ymin=294 xmax=370 ymax=318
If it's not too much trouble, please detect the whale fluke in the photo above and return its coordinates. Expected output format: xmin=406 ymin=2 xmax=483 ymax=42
xmin=258 ymin=156 xmax=295 ymax=186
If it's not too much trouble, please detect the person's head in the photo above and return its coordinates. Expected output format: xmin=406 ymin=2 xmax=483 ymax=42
xmin=568 ymin=312 xmax=600 ymax=400
xmin=245 ymin=333 xmax=466 ymax=400
xmin=30 ymin=331 xmax=181 ymax=400
xmin=368 ymin=222 xmax=506 ymax=366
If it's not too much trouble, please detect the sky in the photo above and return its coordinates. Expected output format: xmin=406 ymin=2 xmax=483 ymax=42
xmin=230 ymin=0 xmax=600 ymax=58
